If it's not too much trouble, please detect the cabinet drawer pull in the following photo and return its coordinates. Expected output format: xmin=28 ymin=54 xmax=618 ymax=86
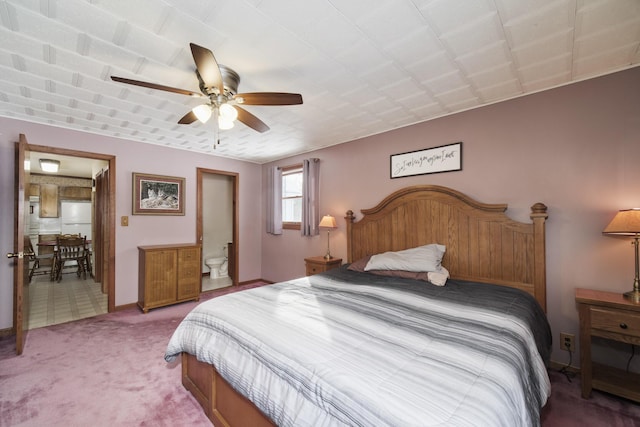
xmin=620 ymin=323 xmax=628 ymax=329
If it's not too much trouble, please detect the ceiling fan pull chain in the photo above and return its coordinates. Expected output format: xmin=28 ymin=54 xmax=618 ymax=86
xmin=213 ymin=106 xmax=220 ymax=150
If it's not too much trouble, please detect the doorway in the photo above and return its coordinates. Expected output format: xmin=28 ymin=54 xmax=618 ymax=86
xmin=26 ymin=144 xmax=116 ymax=326
xmin=196 ymin=168 xmax=238 ymax=291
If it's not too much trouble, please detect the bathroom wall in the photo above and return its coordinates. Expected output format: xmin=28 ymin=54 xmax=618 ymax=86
xmin=202 ymin=173 xmax=234 ymax=273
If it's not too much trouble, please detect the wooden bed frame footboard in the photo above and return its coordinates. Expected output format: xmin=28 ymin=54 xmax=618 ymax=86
xmin=182 ymin=352 xmax=275 ymax=427
xmin=181 ymin=185 xmax=549 ymax=426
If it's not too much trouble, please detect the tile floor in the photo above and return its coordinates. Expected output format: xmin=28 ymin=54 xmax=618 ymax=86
xmin=28 ymin=274 xmax=108 ymax=330
xmin=28 ymin=273 xmax=233 ymax=329
xmin=202 ymin=275 xmax=232 ymax=292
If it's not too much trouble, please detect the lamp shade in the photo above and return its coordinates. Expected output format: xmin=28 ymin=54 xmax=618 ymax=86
xmin=319 ymin=215 xmax=337 ymax=229
xmin=219 ymin=103 xmax=238 ymax=121
xmin=192 ymin=104 xmax=212 ymax=123
xmin=218 ymin=116 xmax=235 ymax=129
xmin=603 ymin=209 xmax=640 ymax=235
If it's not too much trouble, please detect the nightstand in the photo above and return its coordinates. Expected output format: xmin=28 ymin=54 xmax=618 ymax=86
xmin=575 ymin=288 xmax=640 ymax=402
xmin=304 ymin=256 xmax=342 ymax=276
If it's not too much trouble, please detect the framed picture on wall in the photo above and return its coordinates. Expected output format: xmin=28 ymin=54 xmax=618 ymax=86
xmin=132 ymin=172 xmax=185 ymax=215
xmin=390 ymin=142 xmax=462 ymax=179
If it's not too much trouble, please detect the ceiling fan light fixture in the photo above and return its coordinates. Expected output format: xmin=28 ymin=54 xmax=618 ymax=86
xmin=110 ymin=43 xmax=302 ymax=134
xmin=39 ymin=159 xmax=60 ymax=173
xmin=219 ymin=103 xmax=238 ymax=121
xmin=218 ymin=117 xmax=235 ymax=130
xmin=192 ymin=104 xmax=212 ymax=123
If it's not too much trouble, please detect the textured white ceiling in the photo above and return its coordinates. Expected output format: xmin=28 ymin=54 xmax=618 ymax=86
xmin=1 ymin=0 xmax=639 ymax=164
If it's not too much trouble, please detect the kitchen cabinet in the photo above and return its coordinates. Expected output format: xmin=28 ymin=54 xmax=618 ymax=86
xmin=59 ymin=186 xmax=92 ymax=200
xmin=29 ymin=184 xmax=40 ymax=197
xmin=39 ymin=184 xmax=58 ymax=217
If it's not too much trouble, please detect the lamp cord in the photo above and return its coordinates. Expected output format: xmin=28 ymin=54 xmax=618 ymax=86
xmin=558 ymin=343 xmax=575 ymax=382
xmin=627 ymin=344 xmax=636 ymax=373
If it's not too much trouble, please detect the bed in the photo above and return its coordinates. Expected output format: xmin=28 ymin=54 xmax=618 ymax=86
xmin=165 ymin=185 xmax=551 ymax=426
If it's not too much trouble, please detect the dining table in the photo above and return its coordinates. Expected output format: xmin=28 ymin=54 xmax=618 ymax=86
xmin=36 ymin=239 xmax=93 ymax=280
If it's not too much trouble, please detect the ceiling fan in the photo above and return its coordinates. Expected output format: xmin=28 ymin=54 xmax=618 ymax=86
xmin=111 ymin=43 xmax=303 ymax=134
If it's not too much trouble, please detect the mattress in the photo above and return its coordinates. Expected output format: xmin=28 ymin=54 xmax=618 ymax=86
xmin=165 ymin=266 xmax=551 ymax=426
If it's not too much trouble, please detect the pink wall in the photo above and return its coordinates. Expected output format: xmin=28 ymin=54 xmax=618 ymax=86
xmin=1 ymin=67 xmax=638 ymax=366
xmin=261 ymin=67 xmax=640 ymax=366
xmin=0 ymin=119 xmax=262 ymax=328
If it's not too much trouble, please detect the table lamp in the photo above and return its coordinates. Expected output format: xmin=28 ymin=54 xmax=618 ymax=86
xmin=319 ymin=215 xmax=337 ymax=260
xmin=603 ymin=208 xmax=640 ymax=303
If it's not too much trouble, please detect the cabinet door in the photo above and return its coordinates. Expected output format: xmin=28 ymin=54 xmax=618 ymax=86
xmin=29 ymin=184 xmax=40 ymax=197
xmin=59 ymin=186 xmax=92 ymax=200
xmin=177 ymin=246 xmax=201 ymax=300
xmin=145 ymin=250 xmax=177 ymax=306
xmin=40 ymin=184 xmax=58 ymax=217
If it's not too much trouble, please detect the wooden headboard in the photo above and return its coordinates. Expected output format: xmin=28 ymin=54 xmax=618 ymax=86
xmin=345 ymin=185 xmax=549 ymax=312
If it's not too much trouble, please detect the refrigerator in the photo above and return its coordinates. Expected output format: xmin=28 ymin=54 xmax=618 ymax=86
xmin=61 ymin=201 xmax=92 ymax=238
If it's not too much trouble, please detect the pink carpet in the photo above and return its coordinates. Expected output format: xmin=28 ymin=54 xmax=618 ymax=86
xmin=542 ymin=370 xmax=640 ymax=426
xmin=1 ymin=281 xmax=639 ymax=427
xmin=0 ymin=283 xmax=263 ymax=427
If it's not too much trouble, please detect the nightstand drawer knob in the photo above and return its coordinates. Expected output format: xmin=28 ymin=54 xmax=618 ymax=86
xmin=620 ymin=323 xmax=628 ymax=329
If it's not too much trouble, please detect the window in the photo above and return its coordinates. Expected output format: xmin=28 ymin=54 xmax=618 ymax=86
xmin=281 ymin=165 xmax=302 ymax=230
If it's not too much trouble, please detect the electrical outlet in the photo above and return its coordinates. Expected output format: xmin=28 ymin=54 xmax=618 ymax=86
xmin=560 ymin=332 xmax=575 ymax=352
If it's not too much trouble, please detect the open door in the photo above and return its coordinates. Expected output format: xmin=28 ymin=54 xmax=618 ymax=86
xmin=196 ymin=168 xmax=238 ymax=289
xmin=8 ymin=134 xmax=31 ymax=355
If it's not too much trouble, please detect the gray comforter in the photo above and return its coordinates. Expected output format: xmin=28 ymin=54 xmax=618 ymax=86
xmin=165 ymin=266 xmax=551 ymax=426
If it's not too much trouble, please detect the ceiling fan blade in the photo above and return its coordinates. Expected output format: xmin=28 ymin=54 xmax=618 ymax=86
xmin=235 ymin=106 xmax=270 ymax=133
xmin=110 ymin=76 xmax=201 ymax=97
xmin=178 ymin=110 xmax=198 ymax=124
xmin=189 ymin=43 xmax=224 ymax=95
xmin=234 ymin=92 xmax=303 ymax=106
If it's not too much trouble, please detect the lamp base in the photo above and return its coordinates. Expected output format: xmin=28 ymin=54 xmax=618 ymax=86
xmin=324 ymin=253 xmax=332 ymax=260
xmin=623 ymin=289 xmax=640 ymax=303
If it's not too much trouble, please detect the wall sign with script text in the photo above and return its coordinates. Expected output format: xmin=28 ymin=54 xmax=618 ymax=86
xmin=390 ymin=142 xmax=462 ymax=179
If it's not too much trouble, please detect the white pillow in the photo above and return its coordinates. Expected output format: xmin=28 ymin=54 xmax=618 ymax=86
xmin=427 ymin=267 xmax=450 ymax=286
xmin=364 ymin=244 xmax=446 ymax=273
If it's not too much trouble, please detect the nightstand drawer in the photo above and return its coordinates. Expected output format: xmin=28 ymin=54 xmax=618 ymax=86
xmin=591 ymin=307 xmax=640 ymax=339
xmin=304 ymin=256 xmax=342 ymax=276
xmin=306 ymin=264 xmax=322 ymax=276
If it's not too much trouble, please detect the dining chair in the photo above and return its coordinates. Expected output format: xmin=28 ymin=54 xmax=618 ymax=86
xmin=27 ymin=239 xmax=55 ymax=282
xmin=53 ymin=235 xmax=88 ymax=282
xmin=82 ymin=237 xmax=93 ymax=278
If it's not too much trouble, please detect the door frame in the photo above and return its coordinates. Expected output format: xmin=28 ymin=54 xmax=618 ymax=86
xmin=196 ymin=168 xmax=238 ymax=287
xmin=27 ymin=144 xmax=116 ymax=311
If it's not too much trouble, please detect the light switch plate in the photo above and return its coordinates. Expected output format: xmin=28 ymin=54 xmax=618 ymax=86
xmin=121 ymin=216 xmax=129 ymax=226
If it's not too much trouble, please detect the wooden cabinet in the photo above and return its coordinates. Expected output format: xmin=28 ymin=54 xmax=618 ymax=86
xmin=177 ymin=246 xmax=201 ymax=300
xmin=138 ymin=243 xmax=201 ymax=313
xmin=575 ymin=288 xmax=640 ymax=402
xmin=39 ymin=183 xmax=58 ymax=217
xmin=59 ymin=186 xmax=92 ymax=200
xmin=304 ymin=256 xmax=342 ymax=276
xmin=29 ymin=184 xmax=40 ymax=197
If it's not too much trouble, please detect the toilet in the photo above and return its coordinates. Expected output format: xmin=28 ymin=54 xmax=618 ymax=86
xmin=205 ymin=256 xmax=228 ymax=279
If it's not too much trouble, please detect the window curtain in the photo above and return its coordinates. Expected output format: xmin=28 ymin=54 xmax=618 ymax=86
xmin=301 ymin=158 xmax=320 ymax=236
xmin=266 ymin=166 xmax=282 ymax=235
